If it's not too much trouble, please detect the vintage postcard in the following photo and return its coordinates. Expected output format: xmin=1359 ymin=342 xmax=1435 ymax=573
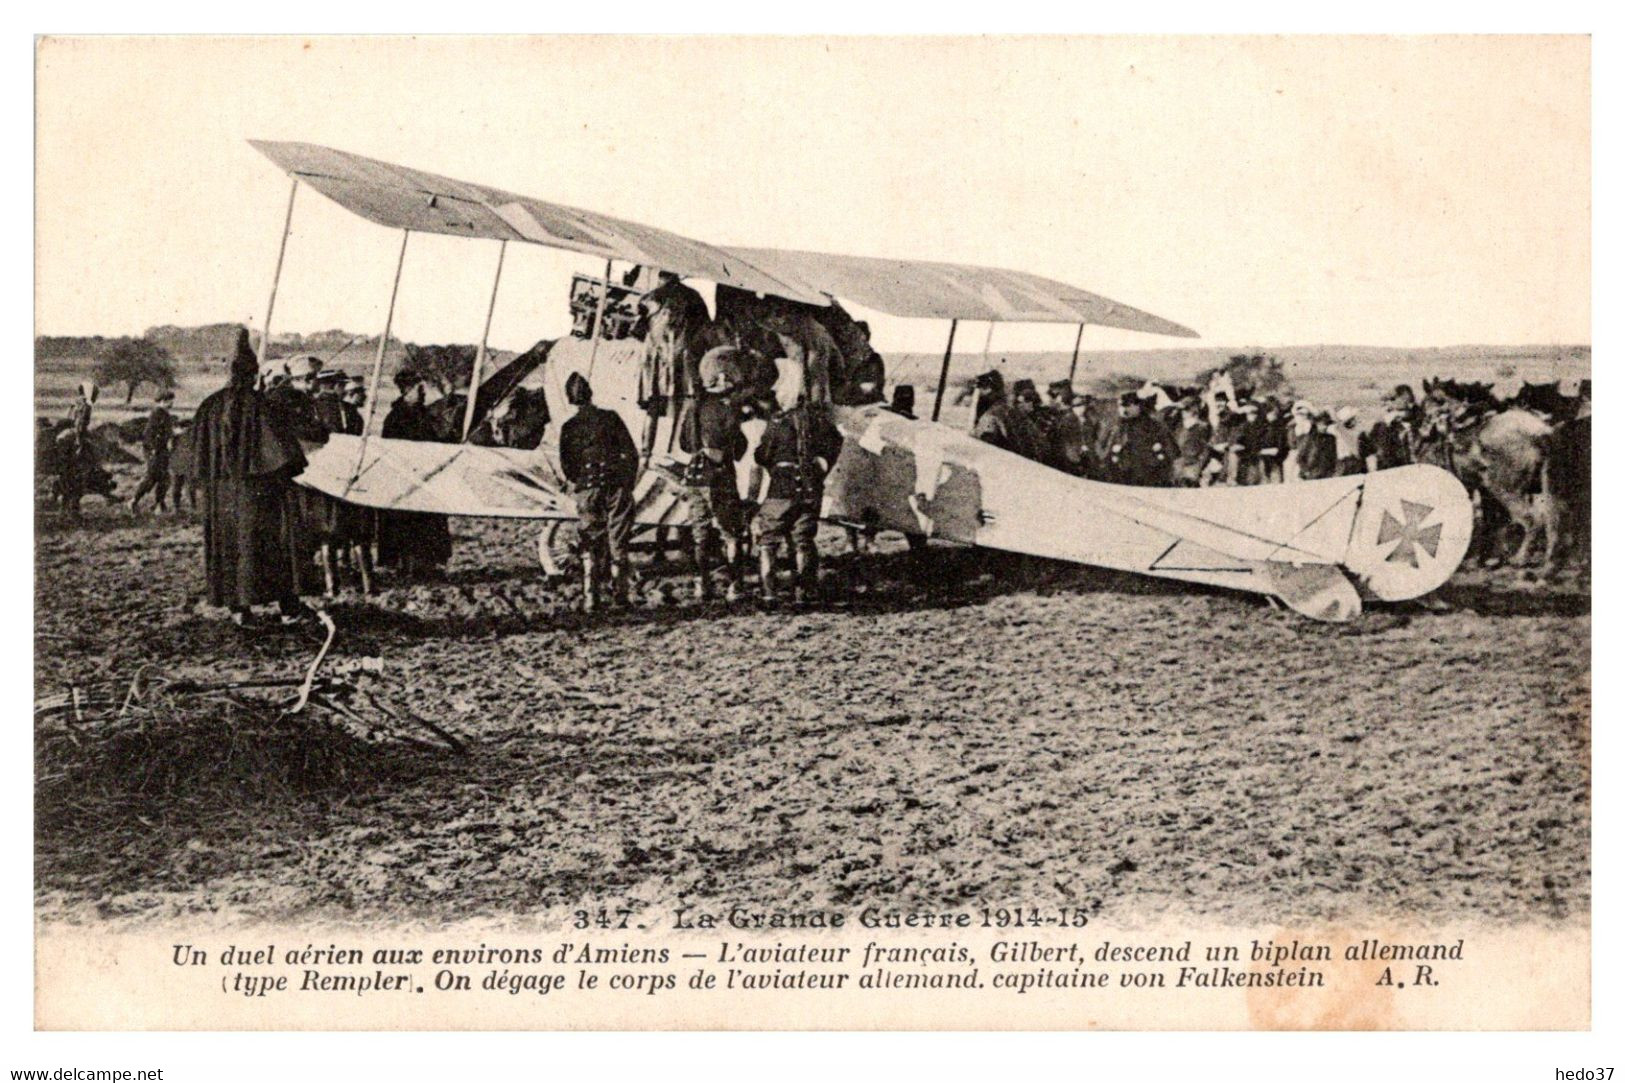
xmin=31 ymin=35 xmax=1590 ymax=1036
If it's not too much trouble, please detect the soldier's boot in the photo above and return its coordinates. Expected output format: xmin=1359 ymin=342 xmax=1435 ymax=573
xmin=692 ymin=536 xmax=714 ymax=602
xmin=793 ymin=544 xmax=819 ymax=605
xmin=580 ymin=554 xmax=600 ymax=613
xmin=319 ymin=543 xmax=339 ymax=597
xmin=355 ymin=543 xmax=375 ymax=596
xmin=758 ymin=546 xmax=780 ymax=603
xmin=610 ymin=562 xmax=633 ymax=607
xmin=722 ymin=541 xmax=743 ymax=602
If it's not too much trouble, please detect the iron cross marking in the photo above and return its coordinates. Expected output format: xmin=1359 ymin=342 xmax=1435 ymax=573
xmin=1377 ymin=500 xmax=1443 ymax=569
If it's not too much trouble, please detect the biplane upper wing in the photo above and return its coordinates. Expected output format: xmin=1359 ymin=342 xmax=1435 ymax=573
xmin=248 ymin=141 xmax=829 ymax=305
xmin=727 ymin=247 xmax=1199 ymax=333
xmin=251 ymin=141 xmax=1195 ymax=333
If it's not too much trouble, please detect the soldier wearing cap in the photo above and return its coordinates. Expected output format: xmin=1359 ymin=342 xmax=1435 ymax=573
xmin=637 ymin=271 xmax=711 ymax=454
xmin=1172 ymin=396 xmax=1212 ymax=487
xmin=344 ymin=376 xmax=367 ymax=413
xmin=1296 ymin=411 xmax=1340 ymax=480
xmin=129 ymin=389 xmax=177 ymax=514
xmin=680 ymin=346 xmax=750 ymax=601
xmin=1362 ymin=388 xmax=1416 ymax=472
xmin=559 ymin=372 xmax=640 ymax=611
xmin=306 ymin=368 xmax=375 ymax=595
xmin=972 ymin=378 xmax=1042 ymax=461
xmin=377 ymin=369 xmax=452 ymax=577
xmin=264 ymin=355 xmax=325 ymax=442
xmin=753 ymin=358 xmax=843 ymax=605
xmin=1039 ymin=379 xmax=1088 ymax=474
xmin=1232 ymin=398 xmax=1266 ymax=485
xmin=1099 ymin=391 xmax=1174 ymax=487
xmin=1257 ymin=398 xmax=1287 ymax=483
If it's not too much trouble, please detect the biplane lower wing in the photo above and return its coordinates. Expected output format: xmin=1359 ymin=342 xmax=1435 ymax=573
xmin=295 ymin=393 xmax=1472 ymax=623
xmin=297 ymin=437 xmax=575 ymax=520
xmin=823 ymin=405 xmax=1474 ymax=621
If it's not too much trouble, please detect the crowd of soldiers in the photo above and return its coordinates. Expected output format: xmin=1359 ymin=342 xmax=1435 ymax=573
xmin=563 ymin=268 xmax=864 ymax=610
xmin=50 ymin=269 xmax=1586 ymax=621
xmin=135 ymin=331 xmax=459 ymax=626
xmin=967 ymin=374 xmax=1456 ymax=489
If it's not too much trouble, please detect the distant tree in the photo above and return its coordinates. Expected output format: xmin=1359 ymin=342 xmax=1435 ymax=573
xmin=95 ymin=337 xmax=178 ymax=404
xmin=1202 ymin=352 xmax=1295 ymax=402
xmin=1089 ymin=371 xmax=1152 ymax=397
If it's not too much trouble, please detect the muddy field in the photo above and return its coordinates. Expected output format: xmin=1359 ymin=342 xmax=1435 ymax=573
xmin=33 ymin=465 xmax=1589 ymax=930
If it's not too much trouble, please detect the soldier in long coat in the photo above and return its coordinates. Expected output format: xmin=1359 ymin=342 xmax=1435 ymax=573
xmin=377 ymin=371 xmax=454 ymax=577
xmin=637 ymin=272 xmax=711 ymax=453
xmin=186 ymin=328 xmax=310 ymax=624
xmin=1098 ymin=392 xmax=1174 ymax=487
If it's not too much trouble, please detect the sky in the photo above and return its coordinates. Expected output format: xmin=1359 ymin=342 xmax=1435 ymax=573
xmin=34 ymin=35 xmax=1590 ymax=355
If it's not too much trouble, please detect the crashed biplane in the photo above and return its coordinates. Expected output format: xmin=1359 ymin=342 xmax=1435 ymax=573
xmin=250 ymin=140 xmax=1472 ymax=622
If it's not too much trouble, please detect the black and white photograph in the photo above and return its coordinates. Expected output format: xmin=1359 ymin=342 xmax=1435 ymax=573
xmin=27 ymin=34 xmax=1591 ymax=1035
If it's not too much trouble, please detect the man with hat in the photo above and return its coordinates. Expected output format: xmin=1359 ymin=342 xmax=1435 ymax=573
xmin=264 ymin=354 xmax=325 ymax=442
xmin=1295 ymin=411 xmax=1340 ymax=480
xmin=1098 ymin=391 xmax=1174 ymax=487
xmin=886 ymin=385 xmax=917 ymax=420
xmin=185 ymin=327 xmax=310 ymax=624
xmin=753 ymin=358 xmax=843 ymax=605
xmin=1257 ymin=398 xmax=1287 ymax=483
xmin=344 ymin=376 xmax=368 ymax=413
xmin=1171 ymin=395 xmax=1213 ymax=487
xmin=559 ymin=372 xmax=640 ymax=611
xmin=377 ymin=369 xmax=452 ymax=578
xmin=1232 ymin=398 xmax=1267 ymax=485
xmin=128 ymin=388 xmax=177 ymax=514
xmin=637 ymin=270 xmax=712 ymax=455
xmin=680 ymin=345 xmax=750 ymax=602
xmin=1361 ymin=388 xmax=1416 ymax=472
xmin=972 ymin=377 xmax=1042 ymax=462
xmin=305 ymin=368 xmax=374 ymax=595
xmin=1071 ymin=393 xmax=1103 ymax=476
xmin=1040 ymin=379 xmax=1088 ymax=474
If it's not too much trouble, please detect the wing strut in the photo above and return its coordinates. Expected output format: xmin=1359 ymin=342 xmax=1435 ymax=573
xmin=1067 ymin=323 xmax=1086 ymax=384
xmin=347 ymin=228 xmax=410 ymax=496
xmin=931 ymin=318 xmax=959 ymax=422
xmin=462 ymin=239 xmax=508 ymax=441
xmin=257 ymin=177 xmax=299 ymax=363
xmin=586 ymin=258 xmax=613 ymax=379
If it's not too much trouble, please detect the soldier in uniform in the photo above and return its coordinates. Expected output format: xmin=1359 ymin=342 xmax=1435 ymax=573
xmin=972 ymin=379 xmax=1042 ymax=461
xmin=307 ymin=370 xmax=374 ymax=595
xmin=128 ymin=389 xmax=176 ymax=513
xmin=1172 ymin=396 xmax=1212 ymax=486
xmin=753 ymin=358 xmax=843 ymax=605
xmin=1039 ymin=380 xmax=1087 ymax=475
xmin=1210 ymin=393 xmax=1246 ymax=485
xmin=1257 ymin=398 xmax=1288 ymax=483
xmin=58 ymin=381 xmax=99 ymax=518
xmin=559 ymin=373 xmax=640 ymax=611
xmin=637 ymin=271 xmax=711 ymax=455
xmin=680 ymin=346 xmax=750 ymax=602
xmin=1233 ymin=399 xmax=1265 ymax=485
xmin=186 ymin=328 xmax=310 ymax=625
xmin=1099 ymin=392 xmax=1174 ymax=486
xmin=1361 ymin=389 xmax=1416 ymax=471
xmin=1295 ymin=411 xmax=1340 ymax=480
